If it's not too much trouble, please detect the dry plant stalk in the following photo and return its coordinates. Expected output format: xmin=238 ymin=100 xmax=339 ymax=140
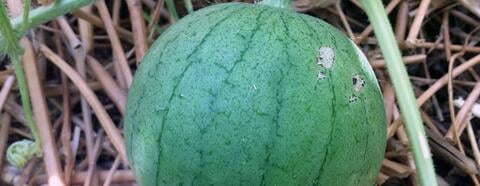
xmin=125 ymin=0 xmax=148 ymax=62
xmin=72 ymin=10 xmax=135 ymax=43
xmin=87 ymin=56 xmax=127 ymax=114
xmin=0 ymin=76 xmax=15 ymax=111
xmin=39 ymin=44 xmax=128 ymax=165
xmin=21 ymin=38 xmax=66 ymax=186
xmin=0 ymin=113 xmax=12 ymax=171
xmin=293 ymin=0 xmax=337 ymax=11
xmin=95 ymin=0 xmax=133 ymax=87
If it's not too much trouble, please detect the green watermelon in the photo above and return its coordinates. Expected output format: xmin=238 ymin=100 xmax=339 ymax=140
xmin=125 ymin=2 xmax=386 ymax=185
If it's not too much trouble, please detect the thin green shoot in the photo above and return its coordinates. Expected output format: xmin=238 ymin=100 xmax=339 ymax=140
xmin=142 ymin=10 xmax=164 ymax=34
xmin=184 ymin=0 xmax=194 ymax=14
xmin=0 ymin=0 xmax=42 ymax=167
xmin=165 ymin=0 xmax=179 ymax=21
xmin=359 ymin=0 xmax=437 ymax=185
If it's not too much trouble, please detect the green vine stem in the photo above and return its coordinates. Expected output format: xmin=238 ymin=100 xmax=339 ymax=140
xmin=359 ymin=0 xmax=437 ymax=185
xmin=19 ymin=0 xmax=31 ymax=34
xmin=0 ymin=4 xmax=18 ymax=54
xmin=165 ymin=0 xmax=179 ymax=21
xmin=0 ymin=1 xmax=41 ymax=168
xmin=142 ymin=11 xmax=164 ymax=34
xmin=10 ymin=0 xmax=95 ymax=32
xmin=259 ymin=0 xmax=292 ymax=9
xmin=184 ymin=0 xmax=194 ymax=14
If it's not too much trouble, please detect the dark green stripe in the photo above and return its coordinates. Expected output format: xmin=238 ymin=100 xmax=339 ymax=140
xmin=153 ymin=5 xmax=246 ymax=185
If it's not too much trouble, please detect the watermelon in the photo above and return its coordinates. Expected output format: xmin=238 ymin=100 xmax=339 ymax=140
xmin=125 ymin=2 xmax=386 ymax=185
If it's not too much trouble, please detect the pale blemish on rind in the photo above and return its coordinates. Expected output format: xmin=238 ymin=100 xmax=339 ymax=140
xmin=347 ymin=94 xmax=358 ymax=103
xmin=317 ymin=71 xmax=326 ymax=80
xmin=352 ymin=74 xmax=365 ymax=92
xmin=317 ymin=47 xmax=334 ymax=69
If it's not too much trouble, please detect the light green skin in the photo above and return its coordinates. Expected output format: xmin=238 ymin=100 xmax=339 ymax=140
xmin=125 ymin=3 xmax=386 ymax=186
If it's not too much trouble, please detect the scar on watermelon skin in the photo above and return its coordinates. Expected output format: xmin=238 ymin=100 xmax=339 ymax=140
xmin=317 ymin=71 xmax=326 ymax=80
xmin=352 ymin=74 xmax=365 ymax=92
xmin=317 ymin=46 xmax=334 ymax=68
xmin=348 ymin=94 xmax=358 ymax=103
xmin=316 ymin=47 xmax=333 ymax=81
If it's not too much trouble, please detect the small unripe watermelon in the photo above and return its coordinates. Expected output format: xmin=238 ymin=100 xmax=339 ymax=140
xmin=125 ymin=2 xmax=386 ymax=185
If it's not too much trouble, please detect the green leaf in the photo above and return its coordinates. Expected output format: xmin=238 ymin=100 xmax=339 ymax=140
xmin=6 ymin=140 xmax=42 ymax=169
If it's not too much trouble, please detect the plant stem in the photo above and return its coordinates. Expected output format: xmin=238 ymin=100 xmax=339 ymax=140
xmin=0 ymin=1 xmax=41 ymax=153
xmin=184 ymin=0 xmax=193 ymax=14
xmin=259 ymin=0 xmax=292 ymax=9
xmin=0 ymin=4 xmax=18 ymax=54
xmin=19 ymin=0 xmax=31 ymax=34
xmin=142 ymin=11 xmax=163 ymax=34
xmin=10 ymin=0 xmax=95 ymax=31
xmin=10 ymin=54 xmax=42 ymax=152
xmin=165 ymin=0 xmax=179 ymax=21
xmin=359 ymin=0 xmax=437 ymax=185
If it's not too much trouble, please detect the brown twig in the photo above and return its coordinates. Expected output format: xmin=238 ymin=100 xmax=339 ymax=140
xmin=87 ymin=56 xmax=127 ymax=115
xmin=125 ymin=0 xmax=149 ymax=63
xmin=381 ymin=158 xmax=412 ymax=178
xmin=79 ymin=5 xmax=94 ymax=52
xmin=394 ymin=1 xmax=408 ymax=43
xmin=370 ymin=54 xmax=427 ymax=68
xmin=147 ymin=0 xmax=165 ymax=41
xmin=95 ymin=0 xmax=133 ymax=87
xmin=102 ymin=155 xmax=121 ymax=186
xmin=10 ymin=127 xmax=33 ymax=139
xmin=112 ymin=0 xmax=122 ymax=24
xmin=354 ymin=0 xmax=401 ymax=44
xmin=34 ymin=170 xmax=135 ymax=185
xmin=0 ymin=76 xmax=15 ymax=112
xmin=382 ymin=82 xmax=395 ymax=125
xmin=21 ymin=38 xmax=66 ymax=185
xmin=427 ymin=129 xmax=478 ymax=175
xmin=4 ymin=98 xmax=27 ymax=126
xmin=466 ymin=121 xmax=480 ymax=166
xmin=420 ymin=111 xmax=442 ymax=137
xmin=85 ymin=130 xmax=104 ymax=186
xmin=408 ymin=42 xmax=480 ymax=53
xmin=334 ymin=1 xmax=354 ymax=39
xmin=450 ymin=10 xmax=480 ymax=26
xmin=17 ymin=159 xmax=39 ymax=185
xmin=0 ymin=113 xmax=11 ymax=171
xmin=60 ymin=72 xmax=74 ymax=185
xmin=442 ymin=10 xmax=453 ymax=60
xmin=410 ymin=76 xmax=478 ymax=87
xmin=406 ymin=0 xmax=432 ymax=44
xmin=324 ymin=7 xmax=365 ymax=28
xmin=72 ymin=10 xmax=135 ymax=43
xmin=447 ymin=53 xmax=465 ymax=153
xmin=45 ymin=81 xmax=103 ymax=97
xmin=376 ymin=172 xmax=389 ymax=185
